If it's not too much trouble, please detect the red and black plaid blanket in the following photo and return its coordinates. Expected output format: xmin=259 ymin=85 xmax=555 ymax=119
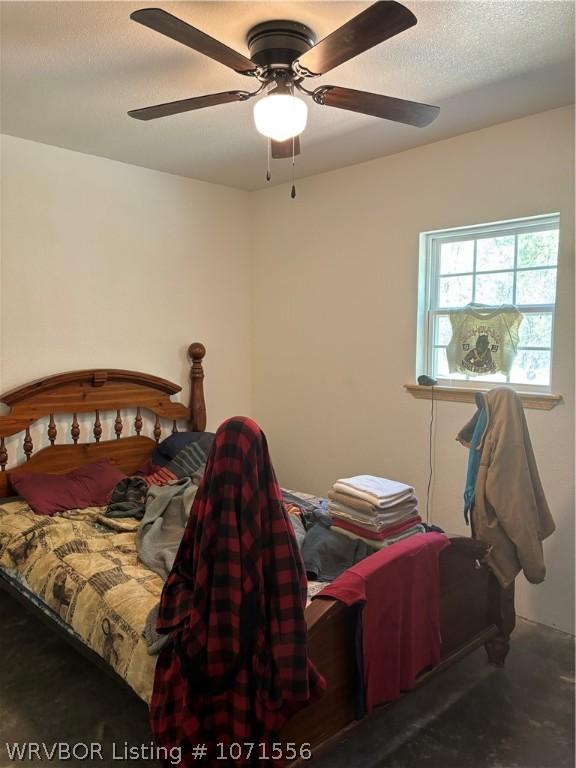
xmin=150 ymin=417 xmax=325 ymax=767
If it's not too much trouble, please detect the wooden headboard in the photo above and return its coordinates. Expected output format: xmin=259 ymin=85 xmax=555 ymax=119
xmin=0 ymin=342 xmax=207 ymax=497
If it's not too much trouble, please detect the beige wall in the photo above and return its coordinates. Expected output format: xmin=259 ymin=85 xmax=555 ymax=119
xmin=1 ymin=108 xmax=574 ymax=634
xmin=0 ymin=134 xmax=253 ymax=430
xmin=251 ymin=106 xmax=575 ymax=634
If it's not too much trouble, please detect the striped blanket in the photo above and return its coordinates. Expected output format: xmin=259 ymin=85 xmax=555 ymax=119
xmin=106 ymin=440 xmax=209 ymax=519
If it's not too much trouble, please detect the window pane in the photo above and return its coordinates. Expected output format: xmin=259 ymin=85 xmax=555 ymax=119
xmin=434 ymin=347 xmax=449 ymax=377
xmin=433 ymin=347 xmax=466 ymax=379
xmin=422 ymin=218 xmax=557 ymax=392
xmin=510 ymin=350 xmax=551 ymax=386
xmin=434 ymin=315 xmax=452 ymax=345
xmin=478 ymin=372 xmax=507 ymax=383
xmin=516 ymin=268 xmax=557 ymax=305
xmin=517 ymin=230 xmax=559 ymax=268
xmin=518 ymin=313 xmax=553 ymax=348
xmin=476 ymin=236 xmax=514 ymax=271
xmin=438 ymin=275 xmax=473 ymax=308
xmin=440 ymin=241 xmax=474 ymax=274
xmin=474 ymin=271 xmax=514 ymax=304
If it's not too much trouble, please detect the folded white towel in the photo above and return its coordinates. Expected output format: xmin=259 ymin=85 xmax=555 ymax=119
xmin=334 ymin=475 xmax=414 ymax=508
xmin=329 ymin=493 xmax=418 ymax=517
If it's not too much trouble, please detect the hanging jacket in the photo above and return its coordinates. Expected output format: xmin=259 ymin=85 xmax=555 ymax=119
xmin=456 ymin=387 xmax=555 ymax=588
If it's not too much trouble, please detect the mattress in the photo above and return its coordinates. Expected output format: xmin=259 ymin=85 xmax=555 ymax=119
xmin=0 ymin=498 xmax=324 ymax=703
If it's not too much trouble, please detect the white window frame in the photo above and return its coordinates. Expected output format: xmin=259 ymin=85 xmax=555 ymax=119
xmin=417 ymin=213 xmax=560 ymax=393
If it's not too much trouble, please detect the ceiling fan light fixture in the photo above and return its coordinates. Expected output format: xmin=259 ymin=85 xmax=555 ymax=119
xmin=128 ymin=6 xmax=440 ymax=134
xmin=253 ymin=93 xmax=308 ymax=142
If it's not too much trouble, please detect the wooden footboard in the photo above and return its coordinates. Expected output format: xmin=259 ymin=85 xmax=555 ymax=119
xmin=281 ymin=599 xmax=357 ymax=748
xmin=281 ymin=535 xmax=515 ymax=754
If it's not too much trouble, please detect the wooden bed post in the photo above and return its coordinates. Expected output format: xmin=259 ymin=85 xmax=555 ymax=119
xmin=188 ymin=343 xmax=207 ymax=432
xmin=485 ymin=581 xmax=515 ymax=667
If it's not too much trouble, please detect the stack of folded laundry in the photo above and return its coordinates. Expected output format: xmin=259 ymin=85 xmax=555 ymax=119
xmin=328 ymin=474 xmax=424 ymax=548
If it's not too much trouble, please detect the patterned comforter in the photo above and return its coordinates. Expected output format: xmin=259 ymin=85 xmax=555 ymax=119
xmin=0 ymin=500 xmax=162 ymax=701
xmin=0 ymin=498 xmax=324 ymax=703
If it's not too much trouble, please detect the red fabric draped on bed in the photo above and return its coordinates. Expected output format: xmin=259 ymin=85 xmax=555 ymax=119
xmin=317 ymin=532 xmax=449 ymax=713
xmin=150 ymin=416 xmax=325 ymax=767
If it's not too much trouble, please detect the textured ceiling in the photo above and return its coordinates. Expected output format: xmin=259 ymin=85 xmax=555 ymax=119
xmin=1 ymin=1 xmax=574 ymax=190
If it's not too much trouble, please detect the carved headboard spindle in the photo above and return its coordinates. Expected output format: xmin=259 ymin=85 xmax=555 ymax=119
xmin=71 ymin=414 xmax=80 ymax=445
xmin=115 ymin=410 xmax=123 ymax=440
xmin=153 ymin=415 xmax=161 ymax=443
xmin=48 ymin=414 xmax=57 ymax=446
xmin=24 ymin=428 xmax=33 ymax=461
xmin=0 ymin=437 xmax=7 ymax=472
xmin=93 ymin=411 xmax=102 ymax=443
xmin=172 ymin=420 xmax=178 ymax=434
xmin=135 ymin=408 xmax=143 ymax=436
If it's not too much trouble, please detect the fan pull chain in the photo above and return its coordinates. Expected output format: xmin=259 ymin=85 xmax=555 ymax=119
xmin=288 ymin=83 xmax=297 ymax=199
xmin=290 ymin=135 xmax=296 ymax=199
xmin=266 ymin=138 xmax=271 ymax=182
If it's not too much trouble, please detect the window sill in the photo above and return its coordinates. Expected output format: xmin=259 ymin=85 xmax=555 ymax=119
xmin=404 ymin=384 xmax=563 ymax=410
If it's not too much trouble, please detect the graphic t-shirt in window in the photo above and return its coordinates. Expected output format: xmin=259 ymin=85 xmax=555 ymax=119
xmin=446 ymin=304 xmax=523 ymax=376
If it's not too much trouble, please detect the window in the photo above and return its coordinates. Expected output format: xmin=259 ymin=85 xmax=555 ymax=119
xmin=417 ymin=214 xmax=560 ymax=391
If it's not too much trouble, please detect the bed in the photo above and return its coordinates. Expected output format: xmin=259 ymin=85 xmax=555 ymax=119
xmin=0 ymin=342 xmax=515 ymax=756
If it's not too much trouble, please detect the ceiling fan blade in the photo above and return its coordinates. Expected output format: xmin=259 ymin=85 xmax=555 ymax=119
xmin=128 ymin=90 xmax=251 ymax=121
xmin=313 ymin=86 xmax=439 ymax=127
xmin=271 ymin=136 xmax=301 ymax=159
xmin=130 ymin=8 xmax=258 ymax=75
xmin=293 ymin=1 xmax=416 ymax=77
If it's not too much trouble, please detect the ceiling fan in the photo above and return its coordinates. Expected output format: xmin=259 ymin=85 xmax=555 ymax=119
xmin=128 ymin=1 xmax=440 ymax=160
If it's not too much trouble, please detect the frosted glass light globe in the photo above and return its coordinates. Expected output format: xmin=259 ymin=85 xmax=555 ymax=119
xmin=253 ymin=94 xmax=308 ymax=142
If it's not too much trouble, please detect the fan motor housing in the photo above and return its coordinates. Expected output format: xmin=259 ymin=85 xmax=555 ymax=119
xmin=247 ymin=21 xmax=316 ymax=70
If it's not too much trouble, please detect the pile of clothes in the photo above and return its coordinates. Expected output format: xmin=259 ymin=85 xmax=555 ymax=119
xmin=328 ymin=475 xmax=424 ymax=548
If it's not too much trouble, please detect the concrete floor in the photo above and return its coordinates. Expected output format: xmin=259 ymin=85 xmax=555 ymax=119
xmin=0 ymin=591 xmax=573 ymax=768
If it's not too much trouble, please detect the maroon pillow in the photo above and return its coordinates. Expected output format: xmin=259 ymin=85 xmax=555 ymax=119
xmin=9 ymin=459 xmax=126 ymax=516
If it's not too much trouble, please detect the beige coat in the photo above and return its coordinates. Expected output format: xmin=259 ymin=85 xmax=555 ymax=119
xmin=457 ymin=387 xmax=555 ymax=589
